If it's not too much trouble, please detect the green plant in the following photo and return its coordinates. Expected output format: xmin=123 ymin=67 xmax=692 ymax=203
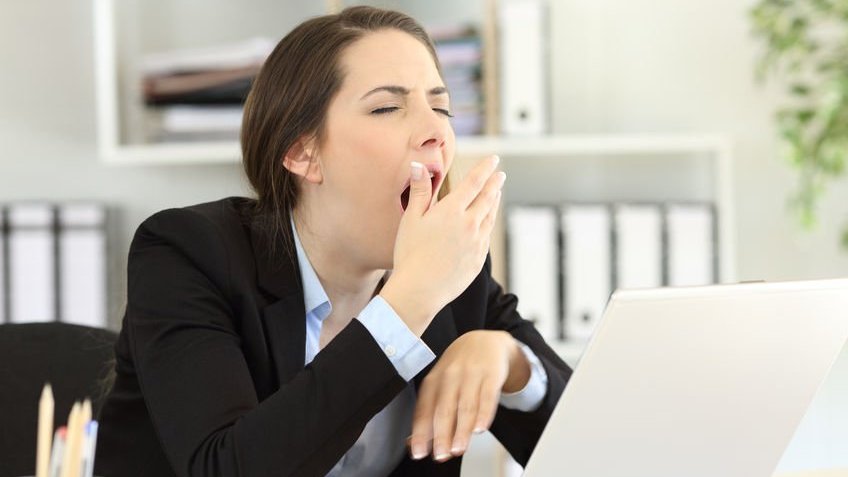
xmin=750 ymin=0 xmax=848 ymax=248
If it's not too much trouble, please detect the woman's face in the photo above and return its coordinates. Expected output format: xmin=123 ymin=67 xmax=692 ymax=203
xmin=307 ymin=29 xmax=455 ymax=270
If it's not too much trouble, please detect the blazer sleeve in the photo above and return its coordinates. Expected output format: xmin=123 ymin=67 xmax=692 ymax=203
xmin=124 ymin=209 xmax=407 ymax=477
xmin=481 ymin=255 xmax=574 ymax=466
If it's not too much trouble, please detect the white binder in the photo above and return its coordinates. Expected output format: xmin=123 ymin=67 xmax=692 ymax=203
xmin=614 ymin=204 xmax=663 ymax=289
xmin=59 ymin=203 xmax=107 ymax=327
xmin=666 ymin=204 xmax=715 ymax=286
xmin=506 ymin=206 xmax=560 ymax=341
xmin=499 ymin=0 xmax=548 ymax=135
xmin=562 ymin=204 xmax=612 ymax=341
xmin=8 ymin=203 xmax=56 ymax=323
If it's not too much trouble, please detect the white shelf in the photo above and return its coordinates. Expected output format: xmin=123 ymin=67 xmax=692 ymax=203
xmin=97 ymin=133 xmax=731 ymax=164
xmin=99 ymin=141 xmax=241 ymax=166
xmin=457 ymin=133 xmax=731 ymax=157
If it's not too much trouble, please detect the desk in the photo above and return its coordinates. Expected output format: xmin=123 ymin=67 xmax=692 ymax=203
xmin=774 ymin=470 xmax=848 ymax=477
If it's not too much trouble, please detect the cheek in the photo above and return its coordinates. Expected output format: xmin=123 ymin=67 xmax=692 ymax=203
xmin=331 ymin=124 xmax=405 ymax=200
xmin=350 ymin=120 xmax=404 ymax=158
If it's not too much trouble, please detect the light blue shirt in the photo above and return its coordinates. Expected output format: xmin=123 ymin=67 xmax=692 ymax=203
xmin=290 ymin=216 xmax=548 ymax=476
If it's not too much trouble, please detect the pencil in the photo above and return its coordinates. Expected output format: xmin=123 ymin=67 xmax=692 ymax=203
xmin=48 ymin=427 xmax=67 ymax=477
xmin=70 ymin=400 xmax=92 ymax=477
xmin=59 ymin=402 xmax=80 ymax=477
xmin=81 ymin=420 xmax=98 ymax=477
xmin=36 ymin=383 xmax=54 ymax=477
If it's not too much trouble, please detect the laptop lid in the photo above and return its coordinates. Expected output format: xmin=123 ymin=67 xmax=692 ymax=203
xmin=523 ymin=279 xmax=848 ymax=477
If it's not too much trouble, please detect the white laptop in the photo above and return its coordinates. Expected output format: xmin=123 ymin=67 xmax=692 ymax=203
xmin=523 ymin=279 xmax=848 ymax=477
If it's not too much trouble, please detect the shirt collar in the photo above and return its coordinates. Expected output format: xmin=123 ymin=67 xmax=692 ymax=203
xmin=290 ymin=214 xmax=332 ymax=320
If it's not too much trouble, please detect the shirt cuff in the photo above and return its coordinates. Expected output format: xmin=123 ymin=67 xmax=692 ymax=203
xmin=499 ymin=340 xmax=549 ymax=412
xmin=356 ymin=295 xmax=436 ymax=382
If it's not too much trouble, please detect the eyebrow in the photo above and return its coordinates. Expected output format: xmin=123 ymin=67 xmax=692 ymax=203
xmin=360 ymin=85 xmax=449 ymax=100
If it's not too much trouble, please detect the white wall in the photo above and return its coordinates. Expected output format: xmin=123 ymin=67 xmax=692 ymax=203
xmin=1 ymin=0 xmax=846 ymax=472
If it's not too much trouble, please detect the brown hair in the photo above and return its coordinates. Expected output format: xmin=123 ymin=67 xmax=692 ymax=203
xmin=241 ymin=6 xmax=451 ymax=264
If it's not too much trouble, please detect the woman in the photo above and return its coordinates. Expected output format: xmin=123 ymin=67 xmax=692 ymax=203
xmin=95 ymin=6 xmax=572 ymax=477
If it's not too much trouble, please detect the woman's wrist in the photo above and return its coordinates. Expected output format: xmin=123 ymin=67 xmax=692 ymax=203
xmin=378 ymin=276 xmax=437 ymax=337
xmin=501 ymin=332 xmax=532 ymax=393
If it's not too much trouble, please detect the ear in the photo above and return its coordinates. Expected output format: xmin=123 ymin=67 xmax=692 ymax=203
xmin=282 ymin=136 xmax=322 ymax=184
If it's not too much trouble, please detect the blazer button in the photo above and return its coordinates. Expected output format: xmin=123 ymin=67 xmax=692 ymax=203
xmin=384 ymin=344 xmax=397 ymax=357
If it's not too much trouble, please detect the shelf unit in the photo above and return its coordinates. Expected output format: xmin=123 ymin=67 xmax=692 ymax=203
xmin=458 ymin=133 xmax=737 ymax=365
xmin=92 ymin=1 xmax=737 ymax=474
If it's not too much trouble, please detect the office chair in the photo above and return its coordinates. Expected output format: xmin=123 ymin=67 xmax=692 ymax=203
xmin=0 ymin=322 xmax=117 ymax=477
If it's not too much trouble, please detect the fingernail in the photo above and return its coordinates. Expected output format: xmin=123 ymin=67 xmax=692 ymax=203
xmin=473 ymin=426 xmax=486 ymax=434
xmin=434 ymin=451 xmax=451 ymax=462
xmin=411 ymin=443 xmax=427 ymax=460
xmin=451 ymin=440 xmax=466 ymax=454
xmin=433 ymin=444 xmax=450 ymax=460
xmin=497 ymin=171 xmax=506 ymax=188
xmin=411 ymin=161 xmax=424 ymax=180
xmin=492 ymin=155 xmax=500 ymax=166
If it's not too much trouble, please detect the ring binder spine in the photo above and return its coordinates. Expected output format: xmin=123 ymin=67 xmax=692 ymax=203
xmin=1 ymin=206 xmax=9 ymax=323
xmin=52 ymin=204 xmax=62 ymax=322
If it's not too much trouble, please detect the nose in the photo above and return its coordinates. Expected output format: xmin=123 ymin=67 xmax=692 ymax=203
xmin=412 ymin=107 xmax=449 ymax=152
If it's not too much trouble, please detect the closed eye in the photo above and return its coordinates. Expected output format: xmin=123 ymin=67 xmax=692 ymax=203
xmin=371 ymin=107 xmax=399 ymax=115
xmin=370 ymin=107 xmax=454 ymax=117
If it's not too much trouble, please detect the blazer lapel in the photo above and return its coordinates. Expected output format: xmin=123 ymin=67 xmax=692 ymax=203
xmin=248 ymin=212 xmax=308 ymax=388
xmin=261 ymin=294 xmax=306 ymax=386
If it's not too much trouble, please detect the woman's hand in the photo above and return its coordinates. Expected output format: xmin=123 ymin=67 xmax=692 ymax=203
xmin=407 ymin=330 xmax=532 ymax=462
xmin=380 ymin=155 xmax=505 ymax=336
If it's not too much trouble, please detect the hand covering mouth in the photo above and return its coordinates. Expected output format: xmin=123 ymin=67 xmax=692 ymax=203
xmin=400 ymin=169 xmax=440 ymax=211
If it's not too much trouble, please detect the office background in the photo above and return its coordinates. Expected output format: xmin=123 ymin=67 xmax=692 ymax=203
xmin=1 ymin=0 xmax=847 ymax=474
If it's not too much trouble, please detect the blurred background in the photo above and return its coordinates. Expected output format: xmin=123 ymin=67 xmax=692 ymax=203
xmin=1 ymin=0 xmax=847 ymax=475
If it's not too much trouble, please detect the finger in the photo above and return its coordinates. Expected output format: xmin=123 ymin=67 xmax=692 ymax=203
xmin=479 ymin=188 xmax=502 ymax=236
xmin=405 ymin=161 xmax=433 ymax=217
xmin=446 ymin=155 xmax=500 ymax=210
xmin=450 ymin=375 xmax=484 ymax=456
xmin=430 ymin=170 xmax=450 ymax=209
xmin=468 ymin=171 xmax=505 ymax=225
xmin=432 ymin=372 xmax=462 ymax=462
xmin=409 ymin=378 xmax=438 ymax=460
xmin=475 ymin=376 xmax=501 ymax=433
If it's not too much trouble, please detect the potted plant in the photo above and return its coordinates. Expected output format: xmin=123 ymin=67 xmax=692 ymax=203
xmin=750 ymin=0 xmax=848 ymax=247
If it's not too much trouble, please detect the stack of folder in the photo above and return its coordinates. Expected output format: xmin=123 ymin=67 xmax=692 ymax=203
xmin=0 ymin=202 xmax=107 ymax=326
xmin=506 ymin=202 xmax=717 ymax=344
xmin=430 ymin=25 xmax=485 ymax=135
xmin=140 ymin=37 xmax=275 ymax=142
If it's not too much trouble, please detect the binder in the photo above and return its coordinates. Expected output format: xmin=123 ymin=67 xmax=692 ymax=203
xmin=506 ymin=206 xmax=561 ymax=341
xmin=613 ymin=204 xmax=663 ymax=289
xmin=59 ymin=203 xmax=107 ymax=327
xmin=0 ymin=207 xmax=6 ymax=323
xmin=666 ymin=203 xmax=716 ymax=286
xmin=498 ymin=0 xmax=548 ymax=135
xmin=8 ymin=203 xmax=56 ymax=323
xmin=562 ymin=204 xmax=612 ymax=341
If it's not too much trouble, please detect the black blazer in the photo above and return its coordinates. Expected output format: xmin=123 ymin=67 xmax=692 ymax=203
xmin=95 ymin=197 xmax=572 ymax=477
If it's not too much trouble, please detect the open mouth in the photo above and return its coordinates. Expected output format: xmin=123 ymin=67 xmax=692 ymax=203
xmin=400 ymin=170 xmax=440 ymax=211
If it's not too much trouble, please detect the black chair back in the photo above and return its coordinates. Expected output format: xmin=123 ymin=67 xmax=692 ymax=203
xmin=0 ymin=322 xmax=117 ymax=477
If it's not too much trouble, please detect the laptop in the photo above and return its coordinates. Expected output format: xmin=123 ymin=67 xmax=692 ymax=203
xmin=523 ymin=278 xmax=848 ymax=477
